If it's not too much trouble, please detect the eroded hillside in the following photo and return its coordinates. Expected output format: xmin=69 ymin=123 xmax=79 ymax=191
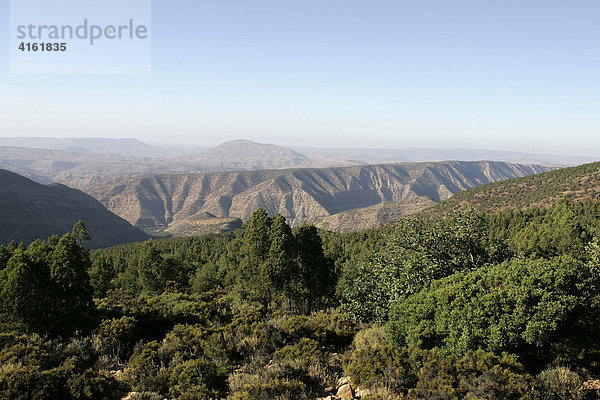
xmin=81 ymin=161 xmax=551 ymax=232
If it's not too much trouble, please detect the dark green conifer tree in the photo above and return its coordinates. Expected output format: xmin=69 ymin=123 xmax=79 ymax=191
xmin=295 ymin=224 xmax=335 ymax=313
xmin=137 ymin=242 xmax=172 ymax=293
xmin=237 ymin=208 xmax=272 ymax=304
xmin=265 ymin=213 xmax=296 ymax=308
xmin=0 ymin=225 xmax=94 ymax=336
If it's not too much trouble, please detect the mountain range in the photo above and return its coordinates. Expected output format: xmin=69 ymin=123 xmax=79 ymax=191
xmin=80 ymin=160 xmax=551 ymax=234
xmin=0 ymin=138 xmax=595 ymax=191
xmin=4 ymin=136 xmax=598 ymax=237
xmin=0 ymin=137 xmax=203 ymax=158
xmin=0 ymin=140 xmax=355 ymax=188
xmin=0 ymin=169 xmax=148 ymax=248
xmin=293 ymin=146 xmax=599 ymax=167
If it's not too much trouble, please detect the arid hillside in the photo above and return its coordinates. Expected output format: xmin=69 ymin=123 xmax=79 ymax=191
xmin=81 ymin=161 xmax=551 ymax=232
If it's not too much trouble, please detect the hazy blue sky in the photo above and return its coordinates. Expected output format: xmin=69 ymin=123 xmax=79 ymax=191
xmin=0 ymin=0 xmax=599 ymax=154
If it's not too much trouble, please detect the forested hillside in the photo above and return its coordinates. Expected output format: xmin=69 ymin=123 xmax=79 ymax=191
xmin=1 ymin=198 xmax=600 ymax=399
xmin=419 ymin=161 xmax=600 ymax=218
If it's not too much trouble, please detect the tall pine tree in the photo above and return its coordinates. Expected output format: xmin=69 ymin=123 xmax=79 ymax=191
xmin=295 ymin=224 xmax=335 ymax=313
xmin=265 ymin=214 xmax=296 ymax=308
xmin=237 ymin=208 xmax=272 ymax=305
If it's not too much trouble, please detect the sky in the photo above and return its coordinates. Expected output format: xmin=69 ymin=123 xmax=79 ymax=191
xmin=0 ymin=0 xmax=599 ymax=155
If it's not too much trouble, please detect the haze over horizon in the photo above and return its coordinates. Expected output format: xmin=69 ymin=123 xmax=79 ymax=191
xmin=1 ymin=136 xmax=599 ymax=160
xmin=1 ymin=1 xmax=599 ymax=155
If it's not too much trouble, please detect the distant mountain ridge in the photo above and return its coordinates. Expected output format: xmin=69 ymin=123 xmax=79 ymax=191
xmin=0 ymin=138 xmax=594 ymax=193
xmin=0 ymin=137 xmax=169 ymax=157
xmin=0 ymin=140 xmax=356 ymax=188
xmin=1 ymin=137 xmax=595 ymax=170
xmin=180 ymin=140 xmax=315 ymax=170
xmin=80 ymin=161 xmax=551 ymax=233
xmin=293 ymin=146 xmax=599 ymax=166
xmin=0 ymin=169 xmax=149 ymax=248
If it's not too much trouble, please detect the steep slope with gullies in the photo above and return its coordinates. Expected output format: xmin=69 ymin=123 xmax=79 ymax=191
xmin=0 ymin=169 xmax=149 ymax=248
xmin=82 ymin=161 xmax=551 ymax=232
xmin=317 ymin=197 xmax=438 ymax=232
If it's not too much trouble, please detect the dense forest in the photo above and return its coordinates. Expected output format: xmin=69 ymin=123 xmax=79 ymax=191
xmin=1 ymin=200 xmax=600 ymax=399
